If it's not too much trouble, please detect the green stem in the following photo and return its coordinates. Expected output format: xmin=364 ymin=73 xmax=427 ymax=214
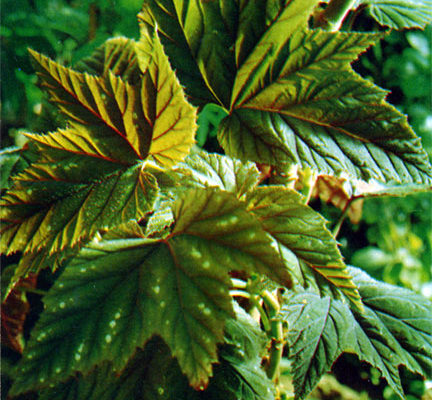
xmin=261 ymin=291 xmax=283 ymax=382
xmin=229 ymin=289 xmax=250 ymax=299
xmin=230 ymin=278 xmax=247 ymax=289
xmin=332 ymin=197 xmax=360 ymax=238
xmin=266 ymin=320 xmax=284 ymax=382
xmin=300 ymin=168 xmax=317 ymax=204
xmin=250 ymin=295 xmax=271 ymax=333
xmin=17 ymin=287 xmax=48 ymax=296
xmin=316 ymin=0 xmax=357 ymax=31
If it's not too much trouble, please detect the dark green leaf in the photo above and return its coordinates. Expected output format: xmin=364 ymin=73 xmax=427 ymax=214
xmin=348 ymin=267 xmax=432 ymax=385
xmin=360 ymin=0 xmax=432 ymax=29
xmin=246 ymin=186 xmax=361 ymax=308
xmin=208 ymin=303 xmax=274 ymax=400
xmin=282 ymin=268 xmax=432 ymax=400
xmin=139 ymin=0 xmax=237 ymax=107
xmin=39 ymin=339 xmax=196 ymax=400
xmin=39 ymin=307 xmax=273 ymax=400
xmin=282 ymin=291 xmax=352 ymax=400
xmin=11 ymin=188 xmax=291 ymax=394
xmin=221 ymin=26 xmax=432 ymax=184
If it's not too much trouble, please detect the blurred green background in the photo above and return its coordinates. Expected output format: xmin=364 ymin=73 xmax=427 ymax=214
xmin=1 ymin=2 xmax=431 ymax=399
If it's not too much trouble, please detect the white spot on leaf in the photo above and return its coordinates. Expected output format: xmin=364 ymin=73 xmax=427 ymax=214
xmin=230 ymin=215 xmax=238 ymax=224
xmin=191 ymin=248 xmax=202 ymax=259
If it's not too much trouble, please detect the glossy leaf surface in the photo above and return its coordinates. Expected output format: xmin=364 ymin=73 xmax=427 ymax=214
xmin=39 ymin=307 xmax=273 ymax=400
xmin=282 ymin=267 xmax=432 ymax=399
xmin=221 ymin=27 xmax=432 ymax=184
xmin=11 ymin=188 xmax=291 ymax=394
xmin=246 ymin=186 xmax=361 ymax=307
xmin=360 ymin=0 xmax=432 ymax=29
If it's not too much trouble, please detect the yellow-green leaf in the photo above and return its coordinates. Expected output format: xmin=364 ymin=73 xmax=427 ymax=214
xmin=145 ymin=34 xmax=197 ymax=166
xmin=0 ymin=163 xmax=158 ymax=255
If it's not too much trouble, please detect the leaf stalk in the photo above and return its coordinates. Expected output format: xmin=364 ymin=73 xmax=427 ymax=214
xmin=315 ymin=0 xmax=357 ymax=31
xmin=261 ymin=291 xmax=283 ymax=382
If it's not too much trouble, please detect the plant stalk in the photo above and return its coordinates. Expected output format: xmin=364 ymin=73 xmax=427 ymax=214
xmin=315 ymin=0 xmax=357 ymax=31
xmin=332 ymin=197 xmax=361 ymax=238
xmin=261 ymin=291 xmax=283 ymax=382
xmin=250 ymin=295 xmax=271 ymax=333
xmin=230 ymin=278 xmax=247 ymax=289
xmin=300 ymin=168 xmax=317 ymax=204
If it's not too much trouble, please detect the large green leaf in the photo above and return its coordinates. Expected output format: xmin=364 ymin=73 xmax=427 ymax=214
xmin=38 ymin=307 xmax=273 ymax=400
xmin=38 ymin=339 xmax=197 ymax=400
xmin=246 ymin=186 xmax=361 ymax=308
xmin=0 ymin=161 xmax=158 ymax=256
xmin=282 ymin=291 xmax=351 ymax=400
xmin=359 ymin=0 xmax=432 ymax=29
xmin=11 ymin=188 xmax=291 ymax=395
xmin=282 ymin=267 xmax=432 ymax=400
xmin=180 ymin=151 xmax=261 ymax=198
xmin=220 ymin=26 xmax=432 ymax=184
xmin=139 ymin=0 xmax=318 ymax=108
xmin=29 ymin=33 xmax=196 ymax=167
xmin=139 ymin=0 xmax=237 ymax=107
xmin=1 ymin=32 xmax=197 ymax=259
xmin=208 ymin=304 xmax=274 ymax=400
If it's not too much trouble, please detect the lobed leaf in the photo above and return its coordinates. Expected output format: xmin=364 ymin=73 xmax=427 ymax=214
xmin=348 ymin=267 xmax=432 ymax=386
xmin=38 ymin=339 xmax=196 ymax=400
xmin=1 ymin=33 xmax=198 ymax=262
xmin=29 ymin=49 xmax=150 ymax=160
xmin=11 ymin=188 xmax=291 ymax=394
xmin=282 ymin=267 xmax=432 ymax=399
xmin=30 ymin=36 xmax=197 ymax=168
xmin=144 ymin=34 xmax=197 ymax=166
xmin=1 ymin=162 xmax=158 ymax=255
xmin=75 ymin=37 xmax=142 ymax=84
xmin=139 ymin=0 xmax=237 ymax=107
xmin=38 ymin=307 xmax=273 ymax=400
xmin=246 ymin=186 xmax=361 ymax=308
xmin=359 ymin=0 xmax=432 ymax=29
xmin=282 ymin=291 xmax=352 ymax=400
xmin=221 ymin=27 xmax=432 ymax=184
